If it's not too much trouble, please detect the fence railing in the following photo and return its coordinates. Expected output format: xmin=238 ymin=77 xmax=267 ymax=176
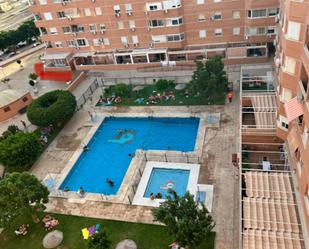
xmin=76 ymin=78 xmax=100 ymax=110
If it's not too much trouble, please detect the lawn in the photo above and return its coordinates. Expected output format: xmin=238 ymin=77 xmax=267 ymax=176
xmin=0 ymin=213 xmax=215 ymax=249
xmin=98 ymin=84 xmax=226 ymax=107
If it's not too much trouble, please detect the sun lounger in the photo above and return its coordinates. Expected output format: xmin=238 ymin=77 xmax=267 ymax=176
xmin=95 ymin=224 xmax=101 ymax=232
xmin=88 ymin=225 xmax=96 ymax=236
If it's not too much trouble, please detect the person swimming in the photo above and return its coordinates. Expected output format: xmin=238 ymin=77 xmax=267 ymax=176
xmin=106 ymin=178 xmax=114 ymax=187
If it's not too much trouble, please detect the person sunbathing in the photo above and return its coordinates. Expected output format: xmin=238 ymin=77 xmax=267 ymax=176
xmin=44 ymin=219 xmax=59 ymax=231
xmin=15 ymin=224 xmax=29 ymax=235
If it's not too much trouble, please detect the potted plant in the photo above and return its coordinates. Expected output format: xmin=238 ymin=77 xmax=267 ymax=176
xmin=29 ymin=73 xmax=39 ymax=83
xmin=1 ymin=77 xmax=11 ymax=89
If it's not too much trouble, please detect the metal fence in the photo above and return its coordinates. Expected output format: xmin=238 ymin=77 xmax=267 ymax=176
xmin=76 ymin=78 xmax=100 ymax=110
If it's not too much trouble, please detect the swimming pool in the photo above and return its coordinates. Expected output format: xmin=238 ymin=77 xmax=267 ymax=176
xmin=60 ymin=117 xmax=199 ymax=194
xmin=144 ymin=168 xmax=190 ymax=199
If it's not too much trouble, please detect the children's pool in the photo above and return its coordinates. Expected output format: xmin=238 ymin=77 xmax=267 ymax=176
xmin=60 ymin=117 xmax=199 ymax=194
xmin=144 ymin=168 xmax=190 ymax=199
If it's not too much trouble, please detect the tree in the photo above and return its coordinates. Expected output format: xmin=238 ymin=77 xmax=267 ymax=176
xmin=27 ymin=90 xmax=76 ymax=127
xmin=189 ymin=56 xmax=228 ymax=104
xmin=111 ymin=83 xmax=132 ymax=97
xmin=0 ymin=172 xmax=49 ymax=228
xmin=0 ymin=132 xmax=42 ymax=168
xmin=16 ymin=59 xmax=23 ymax=68
xmin=152 ymin=190 xmax=214 ymax=249
xmin=0 ymin=125 xmax=21 ymax=141
xmin=88 ymin=229 xmax=111 ymax=249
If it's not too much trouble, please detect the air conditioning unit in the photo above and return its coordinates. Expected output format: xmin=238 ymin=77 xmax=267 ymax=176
xmin=149 ymin=42 xmax=154 ymax=48
xmin=75 ymin=46 xmax=80 ymax=50
xmin=72 ymin=32 xmax=77 ymax=37
xmin=164 ymin=9 xmax=168 ymax=13
xmin=127 ymin=12 xmax=132 ymax=16
xmin=100 ymin=30 xmax=105 ymax=34
xmin=130 ymin=27 xmax=136 ymax=32
xmin=209 ymin=17 xmax=213 ymax=21
xmin=275 ymin=14 xmax=280 ymax=23
xmin=267 ymin=33 xmax=272 ymax=37
xmin=123 ymin=43 xmax=129 ymax=48
xmin=245 ymin=35 xmax=249 ymax=40
xmin=67 ymin=16 xmax=73 ymax=21
xmin=273 ymin=39 xmax=277 ymax=46
xmin=62 ymin=1 xmax=66 ymax=6
xmin=91 ymin=31 xmax=96 ymax=35
xmin=145 ymin=11 xmax=149 ymax=15
xmin=133 ymin=43 xmax=139 ymax=47
xmin=115 ymin=12 xmax=120 ymax=17
xmin=147 ymin=27 xmax=151 ymax=31
xmin=91 ymin=0 xmax=95 ymax=2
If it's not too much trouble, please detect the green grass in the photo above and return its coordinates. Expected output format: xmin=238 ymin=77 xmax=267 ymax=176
xmin=98 ymin=85 xmax=225 ymax=106
xmin=0 ymin=213 xmax=215 ymax=249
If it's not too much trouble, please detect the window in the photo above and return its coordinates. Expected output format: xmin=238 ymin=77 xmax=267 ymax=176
xmin=93 ymin=39 xmax=100 ymax=46
xmin=62 ymin=26 xmax=71 ymax=33
xmin=279 ymin=115 xmax=289 ymax=130
xmin=125 ymin=4 xmax=133 ymax=14
xmin=280 ymin=87 xmax=292 ymax=102
xmin=215 ymin=28 xmax=222 ymax=36
xmin=102 ymin=38 xmax=110 ymax=45
xmin=146 ymin=2 xmax=162 ymax=11
xmin=232 ymin=11 xmax=240 ymax=19
xmin=99 ymin=24 xmax=106 ymax=33
xmin=248 ymin=9 xmax=267 ymax=18
xmin=4 ymin=106 xmax=11 ymax=112
xmin=132 ymin=35 xmax=139 ymax=44
xmin=49 ymin=27 xmax=58 ymax=35
xmin=268 ymin=8 xmax=279 ymax=17
xmin=77 ymin=26 xmax=84 ymax=33
xmin=89 ymin=24 xmax=96 ymax=32
xmin=166 ymin=17 xmax=183 ymax=26
xmin=44 ymin=12 xmax=53 ymax=20
xmin=95 ymin=7 xmax=102 ymax=16
xmin=22 ymin=96 xmax=28 ymax=102
xmin=121 ymin=36 xmax=128 ymax=45
xmin=129 ymin=20 xmax=136 ymax=29
xmin=197 ymin=0 xmax=204 ymax=4
xmin=114 ymin=5 xmax=121 ymax=15
xmin=286 ymin=21 xmax=301 ymax=41
xmin=247 ymin=27 xmax=266 ymax=36
xmin=76 ymin=39 xmax=88 ymax=46
xmin=84 ymin=8 xmax=91 ymax=17
xmin=152 ymin=35 xmax=167 ymax=43
xmin=213 ymin=12 xmax=222 ymax=20
xmin=57 ymin=11 xmax=65 ymax=18
xmin=198 ymin=14 xmax=206 ymax=22
xmin=149 ymin=20 xmax=164 ymax=27
xmin=117 ymin=21 xmax=124 ymax=29
xmin=199 ymin=30 xmax=206 ymax=38
xmin=67 ymin=40 xmax=76 ymax=47
xmin=39 ymin=0 xmax=47 ymax=5
xmin=213 ymin=0 xmax=221 ymax=2
xmin=55 ymin=41 xmax=62 ymax=48
xmin=233 ymin=27 xmax=240 ymax=35
xmin=284 ymin=56 xmax=296 ymax=74
xmin=268 ymin=26 xmax=276 ymax=34
xmin=162 ymin=0 xmax=181 ymax=9
xmin=166 ymin=33 xmax=185 ymax=42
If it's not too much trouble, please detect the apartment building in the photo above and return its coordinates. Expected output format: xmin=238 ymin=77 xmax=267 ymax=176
xmin=276 ymin=0 xmax=309 ymax=238
xmin=28 ymin=0 xmax=279 ymax=71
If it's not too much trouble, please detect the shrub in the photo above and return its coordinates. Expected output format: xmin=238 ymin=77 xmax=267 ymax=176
xmin=112 ymin=83 xmax=132 ymax=97
xmin=88 ymin=229 xmax=110 ymax=249
xmin=0 ymin=132 xmax=42 ymax=168
xmin=29 ymin=73 xmax=39 ymax=81
xmin=27 ymin=90 xmax=76 ymax=127
xmin=156 ymin=79 xmax=169 ymax=91
xmin=1 ymin=125 xmax=21 ymax=141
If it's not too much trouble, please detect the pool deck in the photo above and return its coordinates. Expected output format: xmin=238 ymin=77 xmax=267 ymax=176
xmin=31 ymin=92 xmax=240 ymax=249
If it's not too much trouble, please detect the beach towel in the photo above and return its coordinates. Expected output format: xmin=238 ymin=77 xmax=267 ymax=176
xmin=88 ymin=225 xmax=96 ymax=236
xmin=95 ymin=224 xmax=101 ymax=232
xmin=82 ymin=228 xmax=89 ymax=239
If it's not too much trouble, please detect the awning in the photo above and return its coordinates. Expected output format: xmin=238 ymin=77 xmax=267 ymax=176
xmin=41 ymin=53 xmax=70 ymax=60
xmin=73 ymin=52 xmax=94 ymax=58
xmin=284 ymin=97 xmax=304 ymax=122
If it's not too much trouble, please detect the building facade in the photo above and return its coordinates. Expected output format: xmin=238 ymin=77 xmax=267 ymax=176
xmin=29 ymin=0 xmax=278 ymax=71
xmin=276 ymin=0 xmax=309 ymax=237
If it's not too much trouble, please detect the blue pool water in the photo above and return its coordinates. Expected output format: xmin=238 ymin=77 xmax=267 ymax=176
xmin=144 ymin=168 xmax=190 ymax=199
xmin=60 ymin=117 xmax=199 ymax=194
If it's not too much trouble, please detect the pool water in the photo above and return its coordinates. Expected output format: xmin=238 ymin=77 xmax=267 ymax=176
xmin=144 ymin=168 xmax=190 ymax=199
xmin=60 ymin=117 xmax=199 ymax=194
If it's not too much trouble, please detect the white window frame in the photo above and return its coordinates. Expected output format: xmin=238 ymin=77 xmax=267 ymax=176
xmin=199 ymin=30 xmax=206 ymax=38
